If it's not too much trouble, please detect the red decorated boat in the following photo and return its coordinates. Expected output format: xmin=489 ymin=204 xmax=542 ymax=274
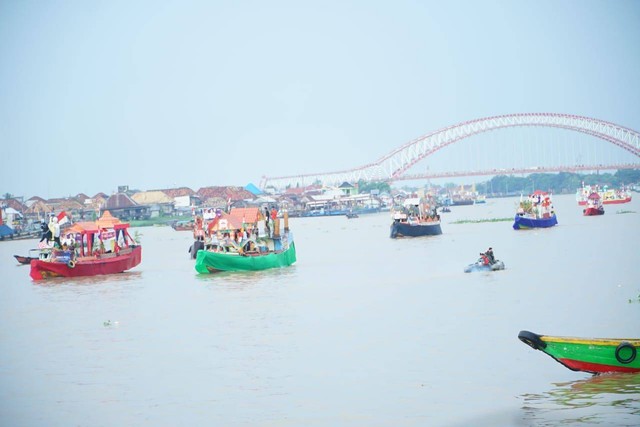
xmin=601 ymin=188 xmax=632 ymax=204
xmin=576 ymin=184 xmax=631 ymax=205
xmin=582 ymin=192 xmax=604 ymax=216
xmin=30 ymin=211 xmax=141 ymax=280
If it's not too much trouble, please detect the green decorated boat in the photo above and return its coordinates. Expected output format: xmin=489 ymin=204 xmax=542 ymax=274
xmin=518 ymin=330 xmax=640 ymax=374
xmin=195 ymin=234 xmax=296 ymax=273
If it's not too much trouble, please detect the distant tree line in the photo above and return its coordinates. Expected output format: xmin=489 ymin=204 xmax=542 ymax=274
xmin=395 ymin=170 xmax=640 ymax=196
xmin=357 ymin=180 xmax=391 ymax=194
xmin=476 ymin=170 xmax=640 ymax=195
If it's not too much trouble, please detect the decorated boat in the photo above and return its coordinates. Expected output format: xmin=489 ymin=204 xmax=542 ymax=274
xmin=194 ymin=210 xmax=296 ymax=273
xmin=576 ymin=184 xmax=594 ymax=206
xmin=390 ymin=197 xmax=442 ymax=238
xmin=513 ymin=191 xmax=558 ymax=230
xmin=576 ymin=184 xmax=631 ymax=205
xmin=583 ymin=192 xmax=604 ymax=216
xmin=601 ymin=188 xmax=632 ymax=204
xmin=29 ymin=211 xmax=141 ymax=280
xmin=518 ymin=330 xmax=640 ymax=375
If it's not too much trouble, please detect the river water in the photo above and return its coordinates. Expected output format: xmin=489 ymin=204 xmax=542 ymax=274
xmin=1 ymin=194 xmax=639 ymax=426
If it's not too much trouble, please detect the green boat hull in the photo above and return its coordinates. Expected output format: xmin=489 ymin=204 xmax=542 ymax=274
xmin=519 ymin=330 xmax=640 ymax=374
xmin=195 ymin=241 xmax=296 ymax=273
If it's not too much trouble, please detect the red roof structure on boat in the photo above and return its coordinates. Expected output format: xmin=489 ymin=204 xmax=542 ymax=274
xmin=532 ymin=190 xmax=549 ymax=196
xmin=227 ymin=207 xmax=260 ymax=228
xmin=66 ymin=210 xmax=129 ymax=234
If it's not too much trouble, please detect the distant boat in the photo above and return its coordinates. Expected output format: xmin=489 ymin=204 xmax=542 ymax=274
xmin=390 ymin=197 xmax=442 ymax=238
xmin=513 ymin=191 xmax=558 ymax=230
xmin=518 ymin=330 xmax=640 ymax=375
xmin=171 ymin=219 xmax=194 ymax=231
xmin=452 ymin=198 xmax=474 ymax=206
xmin=583 ymin=192 xmax=605 ymax=216
xmin=601 ymin=188 xmax=632 ymax=204
xmin=576 ymin=184 xmax=631 ymax=205
xmin=474 ymin=195 xmax=486 ymax=204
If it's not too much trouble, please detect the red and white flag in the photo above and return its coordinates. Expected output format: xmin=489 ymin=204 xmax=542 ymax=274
xmin=57 ymin=211 xmax=70 ymax=225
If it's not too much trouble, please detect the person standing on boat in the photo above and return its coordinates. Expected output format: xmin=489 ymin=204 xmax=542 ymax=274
xmin=39 ymin=220 xmax=51 ymax=244
xmin=49 ymin=217 xmax=62 ymax=249
xmin=486 ymin=247 xmax=495 ymax=264
xmin=263 ymin=207 xmax=271 ymax=237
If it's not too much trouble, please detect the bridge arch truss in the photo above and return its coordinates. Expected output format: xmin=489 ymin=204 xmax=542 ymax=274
xmin=261 ymin=113 xmax=640 ymax=189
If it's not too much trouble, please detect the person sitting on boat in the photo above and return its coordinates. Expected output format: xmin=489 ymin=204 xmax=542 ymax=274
xmin=479 ymin=252 xmax=490 ymax=265
xmin=485 ymin=247 xmax=495 ymax=264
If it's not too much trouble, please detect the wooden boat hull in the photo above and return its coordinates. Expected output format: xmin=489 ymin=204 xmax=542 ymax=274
xmin=583 ymin=207 xmax=605 ymax=216
xmin=29 ymin=246 xmax=142 ymax=280
xmin=513 ymin=214 xmax=558 ymax=230
xmin=390 ymin=221 xmax=442 ymax=238
xmin=518 ymin=330 xmax=640 ymax=374
xmin=195 ymin=241 xmax=296 ymax=273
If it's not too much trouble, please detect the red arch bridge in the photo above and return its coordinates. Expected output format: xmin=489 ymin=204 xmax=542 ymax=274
xmin=260 ymin=113 xmax=640 ymax=189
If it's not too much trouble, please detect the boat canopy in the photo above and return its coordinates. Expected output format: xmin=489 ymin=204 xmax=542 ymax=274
xmin=531 ymin=190 xmax=549 ymax=196
xmin=67 ymin=210 xmax=130 ymax=235
xmin=402 ymin=197 xmax=421 ymax=207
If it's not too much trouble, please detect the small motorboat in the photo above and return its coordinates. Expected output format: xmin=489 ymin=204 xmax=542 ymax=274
xmin=346 ymin=212 xmax=359 ymax=219
xmin=518 ymin=330 xmax=640 ymax=374
xmin=14 ymin=249 xmax=44 ymax=265
xmin=464 ymin=257 xmax=505 ymax=273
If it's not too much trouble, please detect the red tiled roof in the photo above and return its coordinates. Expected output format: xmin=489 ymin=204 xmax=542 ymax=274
xmin=196 ymin=186 xmax=254 ymax=201
xmin=4 ymin=198 xmax=26 ymax=212
xmin=285 ymin=187 xmax=305 ymax=195
xmin=105 ymin=193 xmax=138 ymax=209
xmin=156 ymin=187 xmax=195 ymax=198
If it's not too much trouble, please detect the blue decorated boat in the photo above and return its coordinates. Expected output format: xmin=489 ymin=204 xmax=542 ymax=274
xmin=513 ymin=191 xmax=558 ymax=230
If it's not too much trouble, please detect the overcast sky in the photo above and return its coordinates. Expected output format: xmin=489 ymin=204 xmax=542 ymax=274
xmin=1 ymin=0 xmax=639 ymax=198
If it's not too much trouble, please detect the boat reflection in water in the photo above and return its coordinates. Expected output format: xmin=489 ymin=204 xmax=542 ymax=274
xmin=520 ymin=373 xmax=640 ymax=426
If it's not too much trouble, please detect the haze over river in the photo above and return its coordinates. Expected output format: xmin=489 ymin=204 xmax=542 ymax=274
xmin=1 ymin=194 xmax=639 ymax=426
